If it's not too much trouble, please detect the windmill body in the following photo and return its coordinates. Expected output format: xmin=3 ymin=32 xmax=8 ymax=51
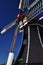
xmin=0 ymin=0 xmax=43 ymax=65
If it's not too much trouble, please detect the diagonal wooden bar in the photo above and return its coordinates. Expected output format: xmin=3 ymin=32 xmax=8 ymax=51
xmin=10 ymin=25 xmax=19 ymax=52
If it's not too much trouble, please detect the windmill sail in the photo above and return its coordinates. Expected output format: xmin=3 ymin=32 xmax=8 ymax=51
xmin=19 ymin=0 xmax=29 ymax=10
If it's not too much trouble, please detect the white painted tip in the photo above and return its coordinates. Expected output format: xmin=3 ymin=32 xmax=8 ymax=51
xmin=18 ymin=0 xmax=22 ymax=9
xmin=6 ymin=52 xmax=14 ymax=65
xmin=1 ymin=29 xmax=6 ymax=34
xmin=19 ymin=2 xmax=22 ymax=9
xmin=39 ymin=16 xmax=43 ymax=20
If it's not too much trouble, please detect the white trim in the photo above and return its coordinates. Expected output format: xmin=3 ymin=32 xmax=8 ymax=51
xmin=37 ymin=26 xmax=43 ymax=48
xmin=39 ymin=16 xmax=43 ymax=20
xmin=26 ymin=26 xmax=30 ymax=63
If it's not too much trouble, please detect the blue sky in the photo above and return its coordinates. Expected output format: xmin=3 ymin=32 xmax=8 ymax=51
xmin=0 ymin=0 xmax=43 ymax=64
xmin=0 ymin=0 xmax=21 ymax=64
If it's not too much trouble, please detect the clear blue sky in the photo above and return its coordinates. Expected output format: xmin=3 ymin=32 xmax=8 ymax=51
xmin=0 ymin=0 xmax=43 ymax=64
xmin=0 ymin=0 xmax=22 ymax=64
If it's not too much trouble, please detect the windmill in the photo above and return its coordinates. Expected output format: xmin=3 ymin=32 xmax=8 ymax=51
xmin=0 ymin=0 xmax=43 ymax=65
